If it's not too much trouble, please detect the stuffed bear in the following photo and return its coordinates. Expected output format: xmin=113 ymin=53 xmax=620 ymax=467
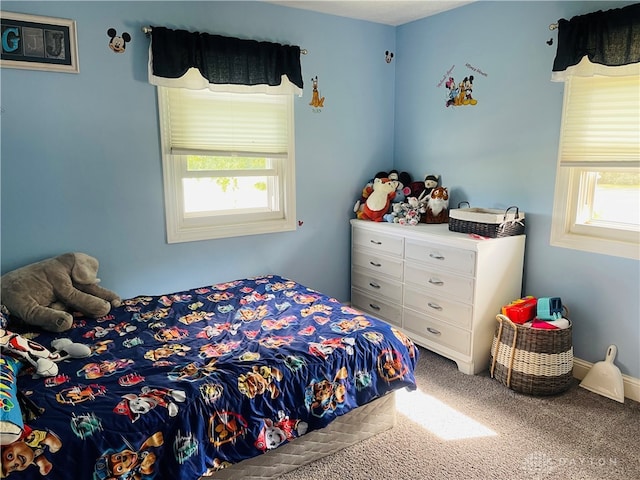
xmin=1 ymin=253 xmax=121 ymax=333
xmin=356 ymin=178 xmax=398 ymax=222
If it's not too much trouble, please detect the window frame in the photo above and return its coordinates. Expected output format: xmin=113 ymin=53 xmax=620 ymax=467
xmin=551 ymin=167 xmax=639 ymax=259
xmin=157 ymin=87 xmax=296 ymax=243
xmin=550 ymin=76 xmax=640 ymax=260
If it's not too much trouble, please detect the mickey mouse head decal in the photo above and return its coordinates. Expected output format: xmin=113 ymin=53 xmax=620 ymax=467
xmin=107 ymin=28 xmax=131 ymax=53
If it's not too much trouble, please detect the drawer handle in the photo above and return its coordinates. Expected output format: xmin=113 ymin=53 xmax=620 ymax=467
xmin=426 ymin=327 xmax=441 ymax=336
xmin=370 ymin=261 xmax=382 ymax=267
xmin=429 ymin=253 xmax=445 ymax=260
xmin=370 ymin=240 xmax=382 ymax=245
xmin=427 ymin=302 xmax=442 ymax=311
xmin=428 ymin=278 xmax=444 ymax=286
xmin=369 ymin=282 xmax=381 ymax=289
xmin=369 ymin=303 xmax=381 ymax=311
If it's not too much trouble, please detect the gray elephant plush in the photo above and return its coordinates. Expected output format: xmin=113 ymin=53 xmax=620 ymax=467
xmin=1 ymin=253 xmax=121 ymax=332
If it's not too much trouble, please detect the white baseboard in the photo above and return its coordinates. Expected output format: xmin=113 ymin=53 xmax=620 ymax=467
xmin=573 ymin=357 xmax=640 ymax=403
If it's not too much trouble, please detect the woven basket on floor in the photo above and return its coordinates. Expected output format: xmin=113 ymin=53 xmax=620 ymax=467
xmin=490 ymin=311 xmax=573 ymax=395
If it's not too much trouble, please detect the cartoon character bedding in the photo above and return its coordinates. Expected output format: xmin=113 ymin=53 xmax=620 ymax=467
xmin=1 ymin=275 xmax=418 ymax=480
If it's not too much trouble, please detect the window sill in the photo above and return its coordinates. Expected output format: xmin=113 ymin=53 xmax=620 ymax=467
xmin=166 ymin=217 xmax=297 ymax=243
xmin=550 ymin=228 xmax=640 ymax=260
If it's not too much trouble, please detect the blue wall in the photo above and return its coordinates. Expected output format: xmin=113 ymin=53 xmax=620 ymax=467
xmin=0 ymin=1 xmax=396 ymax=301
xmin=394 ymin=0 xmax=639 ymax=377
xmin=1 ymin=1 xmax=638 ymax=377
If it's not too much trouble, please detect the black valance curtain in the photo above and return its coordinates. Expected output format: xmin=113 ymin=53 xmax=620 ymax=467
xmin=552 ymin=3 xmax=640 ymax=74
xmin=149 ymin=26 xmax=303 ymax=91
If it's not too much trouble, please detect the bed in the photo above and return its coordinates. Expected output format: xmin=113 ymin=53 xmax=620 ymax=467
xmin=2 ymin=274 xmax=418 ymax=480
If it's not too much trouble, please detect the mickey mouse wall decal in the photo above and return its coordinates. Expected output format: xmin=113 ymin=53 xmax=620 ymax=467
xmin=107 ymin=28 xmax=131 ymax=53
xmin=385 ymin=51 xmax=394 ymax=63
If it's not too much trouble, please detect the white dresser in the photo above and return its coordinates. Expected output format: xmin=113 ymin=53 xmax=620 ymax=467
xmin=350 ymin=219 xmax=525 ymax=374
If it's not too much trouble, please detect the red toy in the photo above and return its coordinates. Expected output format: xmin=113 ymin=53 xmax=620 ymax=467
xmin=501 ymin=296 xmax=537 ymax=324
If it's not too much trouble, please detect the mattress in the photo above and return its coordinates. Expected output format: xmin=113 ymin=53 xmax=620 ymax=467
xmin=204 ymin=392 xmax=396 ymax=479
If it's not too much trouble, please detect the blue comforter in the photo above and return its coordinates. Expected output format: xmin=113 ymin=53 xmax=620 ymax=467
xmin=6 ymin=275 xmax=418 ymax=480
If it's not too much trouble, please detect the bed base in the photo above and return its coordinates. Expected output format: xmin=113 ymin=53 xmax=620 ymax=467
xmin=203 ymin=392 xmax=397 ymax=479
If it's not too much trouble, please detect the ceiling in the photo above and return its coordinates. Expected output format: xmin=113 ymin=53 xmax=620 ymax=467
xmin=267 ymin=1 xmax=475 ymax=26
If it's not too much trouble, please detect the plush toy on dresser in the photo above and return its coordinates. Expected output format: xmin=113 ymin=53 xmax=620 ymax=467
xmin=423 ymin=186 xmax=450 ymax=223
xmin=356 ymin=177 xmax=399 ymax=222
xmin=409 ymin=174 xmax=440 ymax=202
xmin=383 ymin=196 xmax=426 ymax=225
xmin=353 ymin=171 xmax=390 ymax=217
xmin=387 ymin=170 xmax=413 ymax=204
xmin=383 ymin=202 xmax=404 ymax=223
xmin=398 ymin=197 xmax=426 ymax=225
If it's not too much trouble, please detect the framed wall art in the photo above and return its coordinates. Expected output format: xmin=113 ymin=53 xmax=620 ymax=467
xmin=0 ymin=11 xmax=79 ymax=73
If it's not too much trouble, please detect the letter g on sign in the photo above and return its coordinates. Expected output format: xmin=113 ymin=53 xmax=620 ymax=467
xmin=2 ymin=26 xmax=21 ymax=53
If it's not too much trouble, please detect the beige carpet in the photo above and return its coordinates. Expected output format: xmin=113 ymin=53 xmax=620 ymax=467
xmin=279 ymin=347 xmax=640 ymax=480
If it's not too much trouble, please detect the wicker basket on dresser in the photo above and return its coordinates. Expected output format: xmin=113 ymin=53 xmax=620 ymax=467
xmin=350 ymin=219 xmax=525 ymax=374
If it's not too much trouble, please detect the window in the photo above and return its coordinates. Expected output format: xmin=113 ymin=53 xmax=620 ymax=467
xmin=157 ymin=87 xmax=296 ymax=243
xmin=550 ymin=75 xmax=640 ymax=259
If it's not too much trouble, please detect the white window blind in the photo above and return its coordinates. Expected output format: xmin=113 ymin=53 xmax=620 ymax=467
xmin=164 ymin=88 xmax=290 ymax=155
xmin=559 ymin=75 xmax=640 ymax=167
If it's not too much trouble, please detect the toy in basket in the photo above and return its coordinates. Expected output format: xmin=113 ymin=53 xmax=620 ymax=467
xmin=449 ymin=203 xmax=525 ymax=238
xmin=501 ymin=296 xmax=537 ymax=324
xmin=490 ymin=305 xmax=573 ymax=395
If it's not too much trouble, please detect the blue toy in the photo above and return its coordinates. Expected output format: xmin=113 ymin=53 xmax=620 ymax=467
xmin=537 ymin=297 xmax=563 ymax=320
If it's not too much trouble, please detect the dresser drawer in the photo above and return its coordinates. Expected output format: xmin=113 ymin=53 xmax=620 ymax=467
xmin=403 ymin=309 xmax=471 ymax=356
xmin=403 ymin=285 xmax=473 ymax=330
xmin=352 ymin=250 xmax=403 ymax=280
xmin=404 ymin=263 xmax=474 ymax=302
xmin=405 ymin=240 xmax=475 ymax=275
xmin=351 ymin=289 xmax=402 ymax=327
xmin=351 ymin=268 xmax=403 ymax=303
xmin=353 ymin=227 xmax=404 ymax=257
